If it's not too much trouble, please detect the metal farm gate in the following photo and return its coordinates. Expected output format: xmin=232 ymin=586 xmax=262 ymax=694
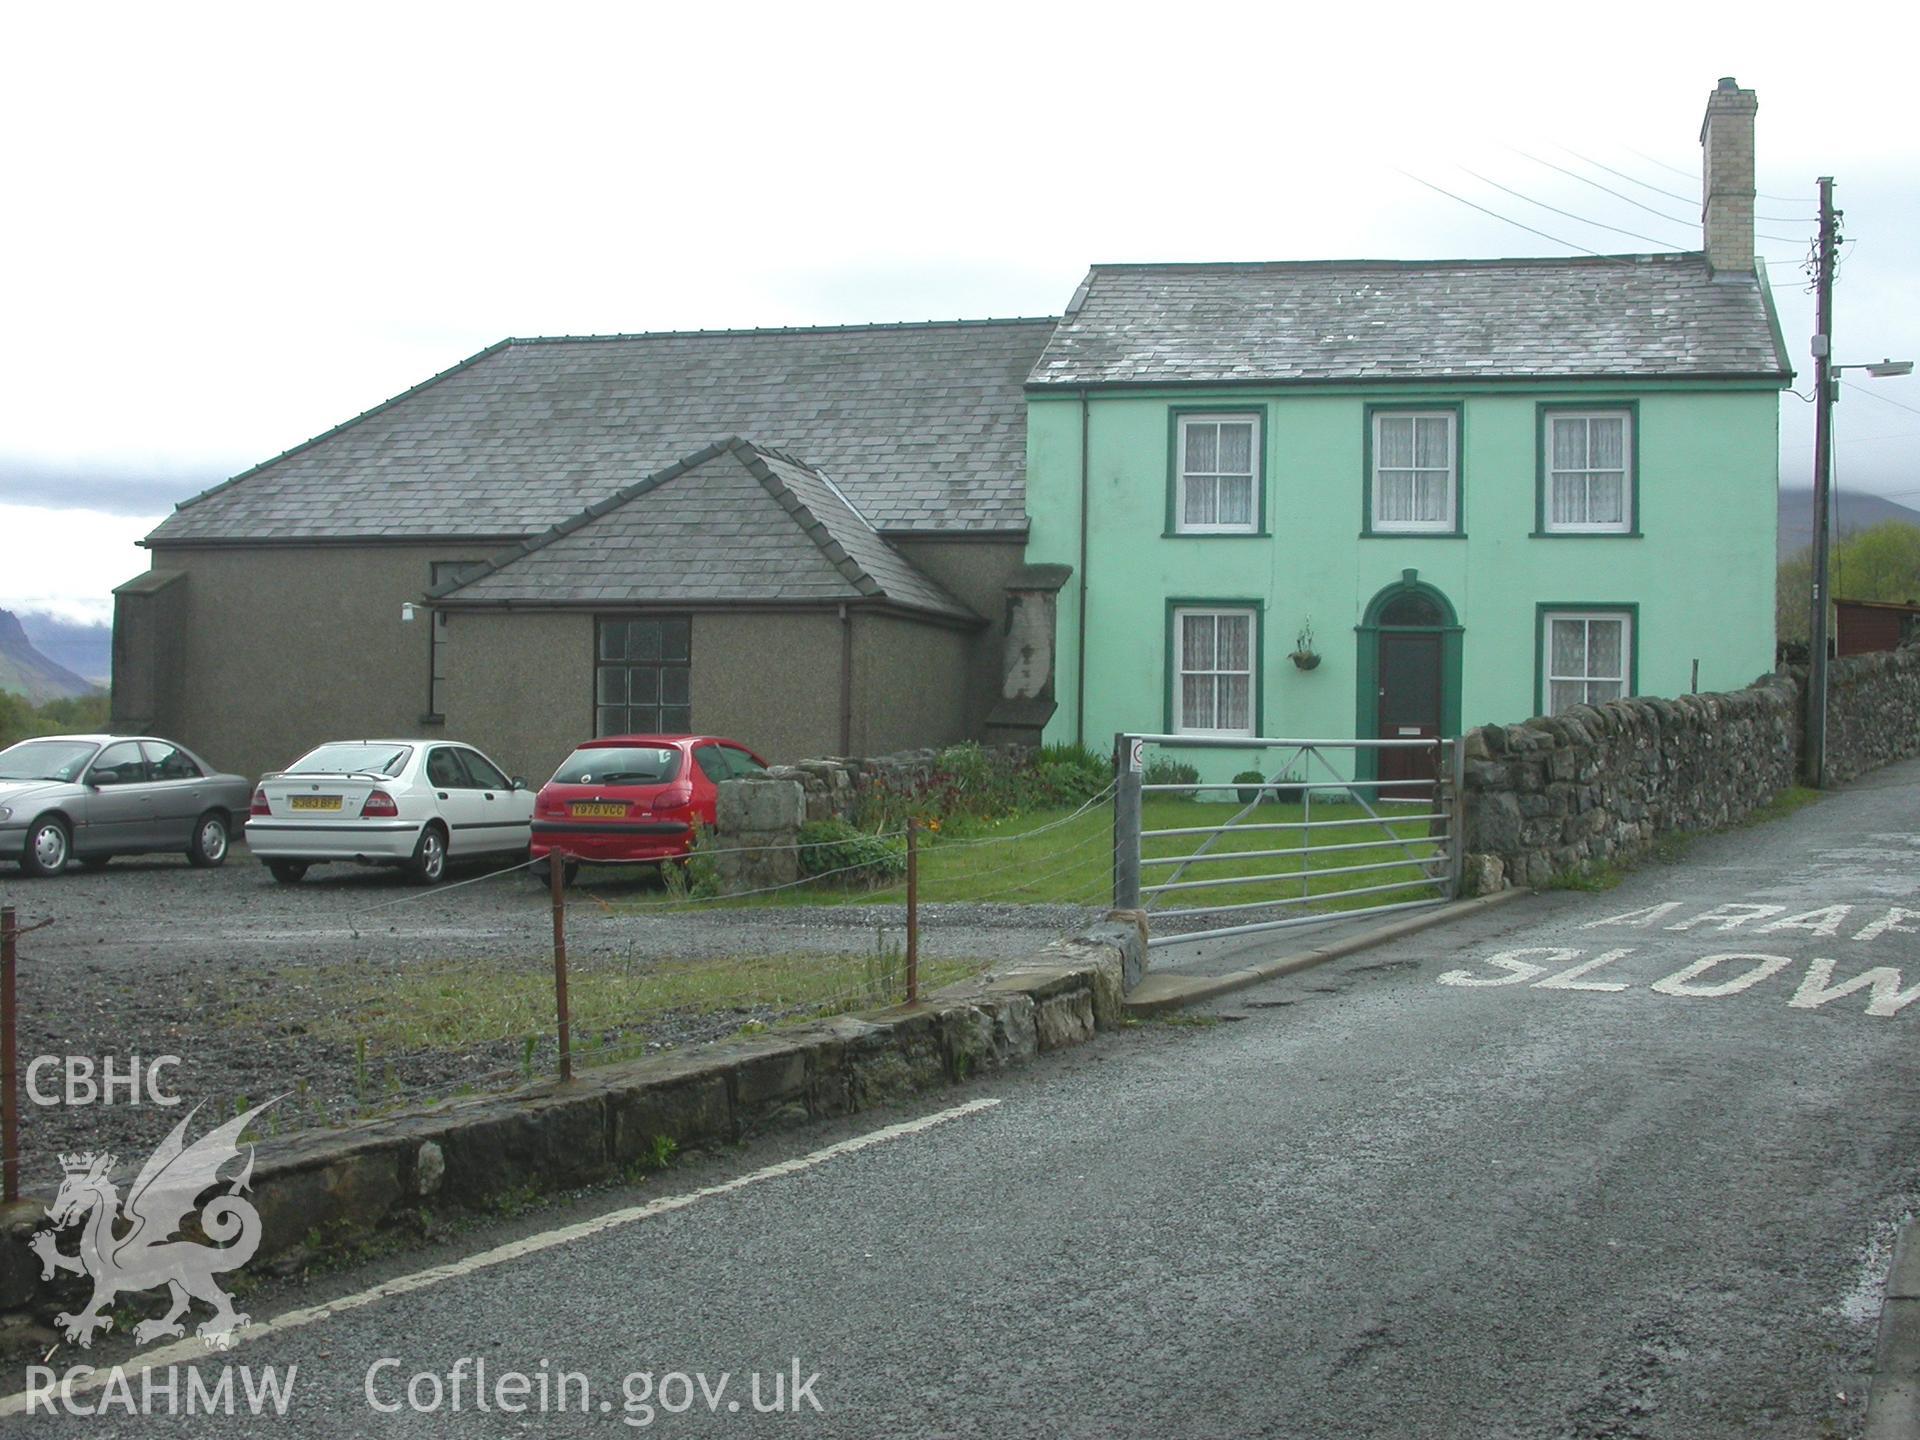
xmin=1112 ymin=733 xmax=1465 ymax=949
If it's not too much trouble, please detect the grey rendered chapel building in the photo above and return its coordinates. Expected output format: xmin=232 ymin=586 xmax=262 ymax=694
xmin=113 ymin=319 xmax=1067 ymax=783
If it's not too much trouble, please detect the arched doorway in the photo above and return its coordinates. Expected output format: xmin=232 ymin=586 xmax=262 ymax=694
xmin=1356 ymin=571 xmax=1462 ymax=796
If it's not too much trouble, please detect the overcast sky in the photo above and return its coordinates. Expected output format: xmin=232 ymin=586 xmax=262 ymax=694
xmin=3 ymin=2 xmax=1915 ymax=623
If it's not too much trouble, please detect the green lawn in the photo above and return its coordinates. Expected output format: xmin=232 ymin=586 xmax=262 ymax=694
xmin=600 ymin=794 xmax=1451 ymax=917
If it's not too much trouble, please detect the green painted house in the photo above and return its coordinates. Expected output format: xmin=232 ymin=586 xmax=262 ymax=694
xmin=1020 ymin=81 xmax=1791 ymax=776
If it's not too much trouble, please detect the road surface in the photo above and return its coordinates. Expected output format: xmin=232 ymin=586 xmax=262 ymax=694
xmin=11 ymin=761 xmax=1920 ymax=1437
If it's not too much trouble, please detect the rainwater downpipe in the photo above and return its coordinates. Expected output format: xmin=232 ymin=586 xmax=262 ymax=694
xmin=838 ymin=603 xmax=854 ymax=754
xmin=1074 ymin=387 xmax=1089 ymax=750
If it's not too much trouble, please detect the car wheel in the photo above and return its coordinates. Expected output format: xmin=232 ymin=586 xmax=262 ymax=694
xmin=187 ymin=812 xmax=230 ymax=868
xmin=22 ymin=817 xmax=72 ymax=877
xmin=267 ymin=861 xmax=308 ymax=885
xmin=408 ymin=825 xmax=448 ymax=885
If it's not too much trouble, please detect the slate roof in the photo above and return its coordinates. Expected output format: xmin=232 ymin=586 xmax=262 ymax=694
xmin=1029 ymin=254 xmax=1793 ymax=387
xmin=429 ymin=438 xmax=977 ymax=622
xmin=149 ymin=319 xmax=1055 ymax=544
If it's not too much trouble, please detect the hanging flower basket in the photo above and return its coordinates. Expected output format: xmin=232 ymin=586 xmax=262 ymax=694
xmin=1291 ymin=618 xmax=1319 ymax=670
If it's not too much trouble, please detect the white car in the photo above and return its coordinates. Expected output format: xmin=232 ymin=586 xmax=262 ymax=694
xmin=246 ymin=739 xmax=534 ymax=884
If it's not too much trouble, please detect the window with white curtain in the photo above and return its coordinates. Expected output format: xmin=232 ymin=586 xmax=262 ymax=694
xmin=1176 ymin=414 xmax=1260 ymax=533
xmin=1545 ymin=411 xmax=1632 ymax=532
xmin=1543 ymin=611 xmax=1632 ymax=715
xmin=1174 ymin=607 xmax=1255 ymax=735
xmin=1371 ymin=411 xmax=1456 ymax=532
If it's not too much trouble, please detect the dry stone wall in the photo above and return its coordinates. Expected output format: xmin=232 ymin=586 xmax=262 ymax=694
xmin=1460 ymin=644 xmax=1920 ymax=894
xmin=712 ymin=748 xmax=1030 ymax=895
xmin=1825 ymin=644 xmax=1920 ymax=784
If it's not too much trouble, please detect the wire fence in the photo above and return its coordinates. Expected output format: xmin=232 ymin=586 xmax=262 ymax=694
xmin=1 ymin=790 xmax=1120 ymax=1196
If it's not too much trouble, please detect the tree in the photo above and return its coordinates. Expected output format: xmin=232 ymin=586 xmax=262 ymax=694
xmin=1776 ymin=520 xmax=1920 ymax=646
xmin=0 ymin=689 xmax=109 ymax=748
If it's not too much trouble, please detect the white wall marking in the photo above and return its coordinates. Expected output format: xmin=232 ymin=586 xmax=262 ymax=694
xmin=0 ymin=1096 xmax=1004 ymax=1418
xmin=1534 ymin=948 xmax=1636 ymax=992
xmin=1789 ymin=960 xmax=1920 ymax=1017
xmin=1650 ymin=952 xmax=1795 ymax=998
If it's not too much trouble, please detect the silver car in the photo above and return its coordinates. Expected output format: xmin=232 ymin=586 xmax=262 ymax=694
xmin=0 ymin=734 xmax=253 ymax=877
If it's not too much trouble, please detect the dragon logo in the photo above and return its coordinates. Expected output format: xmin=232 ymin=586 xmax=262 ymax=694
xmin=29 ymin=1101 xmax=274 ymax=1351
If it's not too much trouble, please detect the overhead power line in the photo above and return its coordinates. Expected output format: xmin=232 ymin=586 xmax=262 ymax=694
xmin=1397 ymin=170 xmax=1632 ymax=261
xmin=1560 ymin=148 xmax=1815 ymax=224
xmin=1558 ymin=147 xmax=1698 ymax=207
xmin=1846 ymin=382 xmax=1920 ymax=419
xmin=1517 ymin=148 xmax=1697 ymax=224
xmin=1620 ymin=144 xmax=1809 ymax=203
xmin=1461 ymin=168 xmax=1689 ymax=249
xmin=1515 ymin=149 xmax=1806 ymax=242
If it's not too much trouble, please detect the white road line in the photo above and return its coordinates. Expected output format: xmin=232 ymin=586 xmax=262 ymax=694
xmin=1 ymin=1096 xmax=1003 ymax=1416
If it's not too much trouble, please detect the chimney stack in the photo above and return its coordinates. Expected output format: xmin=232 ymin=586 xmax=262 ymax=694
xmin=1700 ymin=76 xmax=1758 ymax=277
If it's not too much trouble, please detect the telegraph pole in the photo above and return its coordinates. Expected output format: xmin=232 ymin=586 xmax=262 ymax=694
xmin=1805 ymin=176 xmax=1839 ymax=788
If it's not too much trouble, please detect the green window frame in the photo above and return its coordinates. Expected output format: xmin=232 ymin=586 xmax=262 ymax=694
xmin=1163 ymin=599 xmax=1265 ymax=737
xmin=1165 ymin=407 xmax=1269 ymax=537
xmin=1362 ymin=403 xmax=1465 ymax=537
xmin=1535 ymin=403 xmax=1640 ymax=538
xmin=1535 ymin=604 xmax=1639 ymax=716
xmin=595 ymin=615 xmax=693 ymax=736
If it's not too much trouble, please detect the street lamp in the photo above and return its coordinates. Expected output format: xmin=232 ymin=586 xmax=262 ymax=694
xmin=1805 ymin=353 xmax=1916 ymax=788
xmin=1847 ymin=360 xmax=1916 ymax=381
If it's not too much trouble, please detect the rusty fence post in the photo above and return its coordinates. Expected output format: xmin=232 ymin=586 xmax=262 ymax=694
xmin=905 ymin=819 xmax=919 ymax=1006
xmin=3 ymin=905 xmax=18 ymax=1203
xmin=549 ymin=853 xmax=573 ymax=1083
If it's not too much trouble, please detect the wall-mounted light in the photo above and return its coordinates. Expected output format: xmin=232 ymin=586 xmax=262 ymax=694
xmin=401 ymin=603 xmax=418 ymax=623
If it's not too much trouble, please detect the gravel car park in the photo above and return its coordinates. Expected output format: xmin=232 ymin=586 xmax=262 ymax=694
xmin=0 ymin=845 xmax=1093 ymax=1185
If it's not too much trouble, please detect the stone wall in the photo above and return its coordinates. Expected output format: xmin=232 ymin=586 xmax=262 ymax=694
xmin=1825 ymin=644 xmax=1920 ymax=784
xmin=711 ymin=747 xmax=1030 ymax=895
xmin=1460 ymin=679 xmax=1800 ymax=893
xmin=713 ymin=776 xmax=807 ymax=893
xmin=1461 ymin=643 xmax=1920 ymax=894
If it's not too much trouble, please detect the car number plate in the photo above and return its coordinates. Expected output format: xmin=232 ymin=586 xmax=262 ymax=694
xmin=571 ymin=802 xmax=627 ymax=818
xmin=289 ymin=795 xmax=343 ymax=812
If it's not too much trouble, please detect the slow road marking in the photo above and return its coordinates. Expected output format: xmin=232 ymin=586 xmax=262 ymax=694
xmin=0 ymin=1096 xmax=1003 ymax=1417
xmin=1439 ymin=946 xmax=1920 ymax=1016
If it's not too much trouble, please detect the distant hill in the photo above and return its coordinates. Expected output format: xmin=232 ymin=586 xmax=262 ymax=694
xmin=0 ymin=608 xmax=99 ymax=703
xmin=1778 ymin=487 xmax=1920 ymax=560
xmin=16 ymin=611 xmax=112 ymax=685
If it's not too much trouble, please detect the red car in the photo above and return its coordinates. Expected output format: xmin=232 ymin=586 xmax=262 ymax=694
xmin=530 ymin=734 xmax=770 ymax=880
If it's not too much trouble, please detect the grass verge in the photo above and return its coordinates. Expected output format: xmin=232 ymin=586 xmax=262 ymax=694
xmin=597 ymin=795 xmax=1450 ymax=916
xmin=231 ymin=948 xmax=988 ymax=1069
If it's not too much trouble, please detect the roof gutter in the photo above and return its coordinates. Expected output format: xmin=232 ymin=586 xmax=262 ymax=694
xmin=421 ymin=595 xmax=984 ymax=631
xmin=1025 ymin=370 xmax=1792 ymax=394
